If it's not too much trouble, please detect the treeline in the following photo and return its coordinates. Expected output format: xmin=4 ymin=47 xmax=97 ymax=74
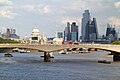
xmin=0 ymin=38 xmax=21 ymax=44
xmin=112 ymin=40 xmax=120 ymax=45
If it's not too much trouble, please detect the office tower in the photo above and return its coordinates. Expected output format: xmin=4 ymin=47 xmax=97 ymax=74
xmin=57 ymin=32 xmax=63 ymax=38
xmin=64 ymin=22 xmax=71 ymax=41
xmin=106 ymin=24 xmax=118 ymax=41
xmin=84 ymin=18 xmax=98 ymax=42
xmin=5 ymin=28 xmax=20 ymax=39
xmin=81 ymin=10 xmax=91 ymax=42
xmin=6 ymin=28 xmax=10 ymax=35
xmin=84 ymin=21 xmax=90 ymax=41
xmin=89 ymin=18 xmax=98 ymax=41
xmin=11 ymin=28 xmax=16 ymax=34
xmin=106 ymin=24 xmax=111 ymax=37
xmin=71 ymin=22 xmax=78 ymax=41
xmin=81 ymin=10 xmax=98 ymax=42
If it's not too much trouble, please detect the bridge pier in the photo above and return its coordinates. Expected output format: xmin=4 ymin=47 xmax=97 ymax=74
xmin=113 ymin=55 xmax=120 ymax=61
xmin=44 ymin=52 xmax=51 ymax=62
xmin=111 ymin=52 xmax=120 ymax=61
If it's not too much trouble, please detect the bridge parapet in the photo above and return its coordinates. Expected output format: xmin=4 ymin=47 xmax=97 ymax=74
xmin=0 ymin=44 xmax=120 ymax=53
xmin=1 ymin=44 xmax=120 ymax=61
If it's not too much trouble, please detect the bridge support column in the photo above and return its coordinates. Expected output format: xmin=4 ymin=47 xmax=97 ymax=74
xmin=111 ymin=52 xmax=120 ymax=61
xmin=113 ymin=55 xmax=120 ymax=61
xmin=44 ymin=52 xmax=51 ymax=62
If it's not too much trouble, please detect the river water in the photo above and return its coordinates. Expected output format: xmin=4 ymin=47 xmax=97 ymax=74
xmin=0 ymin=50 xmax=120 ymax=80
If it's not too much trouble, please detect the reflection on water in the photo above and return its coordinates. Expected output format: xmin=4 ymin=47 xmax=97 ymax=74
xmin=0 ymin=51 xmax=119 ymax=80
xmin=0 ymin=58 xmax=16 ymax=63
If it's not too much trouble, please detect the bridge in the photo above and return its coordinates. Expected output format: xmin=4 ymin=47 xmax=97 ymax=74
xmin=0 ymin=44 xmax=120 ymax=61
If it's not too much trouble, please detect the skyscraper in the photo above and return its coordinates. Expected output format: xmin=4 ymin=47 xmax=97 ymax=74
xmin=89 ymin=18 xmax=98 ymax=41
xmin=64 ymin=22 xmax=71 ymax=41
xmin=71 ymin=22 xmax=79 ymax=41
xmin=81 ymin=10 xmax=98 ymax=42
xmin=106 ymin=24 xmax=112 ymax=37
xmin=106 ymin=23 xmax=118 ymax=42
xmin=5 ymin=28 xmax=20 ymax=39
xmin=81 ymin=10 xmax=91 ymax=42
xmin=57 ymin=32 xmax=63 ymax=38
xmin=6 ymin=28 xmax=10 ymax=35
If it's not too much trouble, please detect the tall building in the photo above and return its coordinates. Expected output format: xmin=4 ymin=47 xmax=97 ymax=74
xmin=11 ymin=28 xmax=16 ymax=34
xmin=106 ymin=24 xmax=111 ymax=37
xmin=6 ymin=28 xmax=11 ymax=35
xmin=71 ymin=22 xmax=79 ymax=41
xmin=57 ymin=32 xmax=63 ymax=38
xmin=106 ymin=23 xmax=118 ymax=42
xmin=81 ymin=10 xmax=98 ymax=42
xmin=5 ymin=28 xmax=20 ymax=39
xmin=81 ymin=10 xmax=91 ymax=42
xmin=64 ymin=22 xmax=71 ymax=41
xmin=89 ymin=18 xmax=98 ymax=41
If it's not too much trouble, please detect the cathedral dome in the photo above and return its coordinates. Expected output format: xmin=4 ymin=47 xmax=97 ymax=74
xmin=32 ymin=27 xmax=40 ymax=33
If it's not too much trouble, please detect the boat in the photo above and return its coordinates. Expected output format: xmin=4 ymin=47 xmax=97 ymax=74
xmin=13 ymin=48 xmax=30 ymax=53
xmin=58 ymin=50 xmax=69 ymax=54
xmin=19 ymin=49 xmax=30 ymax=53
xmin=49 ymin=52 xmax=54 ymax=58
xmin=4 ymin=53 xmax=13 ymax=57
xmin=98 ymin=60 xmax=111 ymax=64
xmin=12 ymin=48 xmax=20 ymax=52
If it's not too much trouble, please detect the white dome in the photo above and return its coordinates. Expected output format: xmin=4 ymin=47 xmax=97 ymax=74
xmin=32 ymin=27 xmax=40 ymax=33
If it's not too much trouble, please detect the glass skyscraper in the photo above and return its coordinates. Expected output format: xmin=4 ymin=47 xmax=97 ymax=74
xmin=106 ymin=23 xmax=118 ymax=42
xmin=64 ymin=22 xmax=71 ymax=41
xmin=64 ymin=22 xmax=79 ymax=42
xmin=81 ymin=10 xmax=98 ymax=42
xmin=71 ymin=22 xmax=78 ymax=41
xmin=81 ymin=10 xmax=91 ymax=42
xmin=57 ymin=32 xmax=63 ymax=38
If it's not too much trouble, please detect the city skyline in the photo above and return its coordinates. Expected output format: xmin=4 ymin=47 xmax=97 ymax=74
xmin=0 ymin=0 xmax=120 ymax=38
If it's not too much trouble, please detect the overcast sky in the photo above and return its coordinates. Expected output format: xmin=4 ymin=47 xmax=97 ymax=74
xmin=0 ymin=0 xmax=120 ymax=38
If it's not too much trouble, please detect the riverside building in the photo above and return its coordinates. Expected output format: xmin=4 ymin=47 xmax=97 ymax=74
xmin=30 ymin=27 xmax=47 ymax=44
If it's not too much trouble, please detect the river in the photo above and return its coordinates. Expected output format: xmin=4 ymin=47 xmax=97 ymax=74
xmin=0 ymin=50 xmax=120 ymax=80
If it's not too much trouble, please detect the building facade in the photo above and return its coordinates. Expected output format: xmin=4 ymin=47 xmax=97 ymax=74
xmin=81 ymin=10 xmax=98 ymax=42
xmin=4 ymin=28 xmax=20 ymax=39
xmin=106 ymin=24 xmax=118 ymax=42
xmin=64 ymin=22 xmax=71 ymax=41
xmin=81 ymin=10 xmax=91 ymax=42
xmin=64 ymin=22 xmax=79 ymax=42
xmin=30 ymin=27 xmax=47 ymax=44
xmin=57 ymin=32 xmax=63 ymax=38
xmin=71 ymin=22 xmax=78 ymax=41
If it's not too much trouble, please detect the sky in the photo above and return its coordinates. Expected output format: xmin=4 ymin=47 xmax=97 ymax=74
xmin=0 ymin=0 xmax=120 ymax=39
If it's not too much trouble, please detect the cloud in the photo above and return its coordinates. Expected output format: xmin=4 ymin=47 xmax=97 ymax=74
xmin=43 ymin=5 xmax=51 ymax=13
xmin=114 ymin=1 xmax=120 ymax=8
xmin=23 ymin=4 xmax=51 ymax=14
xmin=114 ymin=1 xmax=120 ymax=12
xmin=108 ymin=17 xmax=120 ymax=27
xmin=0 ymin=0 xmax=17 ymax=19
xmin=23 ymin=5 xmax=34 ymax=12
xmin=0 ymin=0 xmax=13 ymax=6
xmin=0 ymin=8 xmax=17 ymax=19
xmin=60 ymin=16 xmax=72 ymax=24
xmin=59 ymin=16 xmax=81 ymax=26
xmin=0 ymin=0 xmax=119 ymax=37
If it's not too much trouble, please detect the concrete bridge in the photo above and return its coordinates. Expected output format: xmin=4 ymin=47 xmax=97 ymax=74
xmin=0 ymin=44 xmax=120 ymax=61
